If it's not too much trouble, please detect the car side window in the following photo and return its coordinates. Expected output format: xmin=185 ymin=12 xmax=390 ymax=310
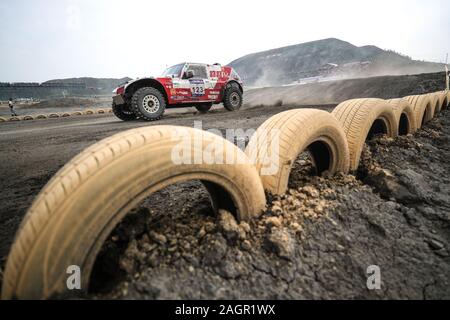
xmin=186 ymin=65 xmax=208 ymax=79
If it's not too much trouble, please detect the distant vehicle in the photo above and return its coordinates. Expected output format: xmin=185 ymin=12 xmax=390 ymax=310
xmin=112 ymin=62 xmax=244 ymax=121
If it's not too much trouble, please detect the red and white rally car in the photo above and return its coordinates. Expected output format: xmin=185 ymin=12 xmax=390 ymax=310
xmin=112 ymin=62 xmax=244 ymax=121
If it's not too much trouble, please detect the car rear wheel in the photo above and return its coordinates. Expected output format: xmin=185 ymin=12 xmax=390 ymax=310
xmin=131 ymin=87 xmax=166 ymax=121
xmin=195 ymin=103 xmax=213 ymax=113
xmin=223 ymin=83 xmax=243 ymax=111
xmin=112 ymin=102 xmax=136 ymax=121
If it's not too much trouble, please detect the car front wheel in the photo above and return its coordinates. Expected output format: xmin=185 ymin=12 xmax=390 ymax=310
xmin=223 ymin=83 xmax=243 ymax=111
xmin=131 ymin=87 xmax=166 ymax=121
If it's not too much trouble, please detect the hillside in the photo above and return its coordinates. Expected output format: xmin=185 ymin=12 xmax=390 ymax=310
xmin=228 ymin=38 xmax=445 ymax=87
xmin=243 ymin=72 xmax=448 ymax=106
xmin=0 ymin=77 xmax=131 ymax=100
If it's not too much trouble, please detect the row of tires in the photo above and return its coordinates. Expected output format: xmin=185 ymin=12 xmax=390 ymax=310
xmin=2 ymin=90 xmax=449 ymax=299
xmin=0 ymin=108 xmax=113 ymax=122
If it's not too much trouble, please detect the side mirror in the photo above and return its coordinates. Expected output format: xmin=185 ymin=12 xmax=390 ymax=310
xmin=184 ymin=70 xmax=194 ymax=79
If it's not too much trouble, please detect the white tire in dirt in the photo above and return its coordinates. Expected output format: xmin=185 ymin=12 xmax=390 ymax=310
xmin=36 ymin=114 xmax=48 ymax=119
xmin=426 ymin=93 xmax=440 ymax=116
xmin=1 ymin=125 xmax=266 ymax=299
xmin=0 ymin=117 xmax=6 ymax=122
xmin=331 ymin=98 xmax=397 ymax=171
xmin=386 ymin=98 xmax=417 ymax=135
xmin=404 ymin=95 xmax=434 ymax=128
xmin=245 ymin=109 xmax=350 ymax=195
xmin=433 ymin=91 xmax=448 ymax=113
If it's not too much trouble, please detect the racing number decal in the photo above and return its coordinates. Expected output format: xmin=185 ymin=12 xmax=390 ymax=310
xmin=189 ymin=79 xmax=205 ymax=97
xmin=191 ymin=85 xmax=205 ymax=96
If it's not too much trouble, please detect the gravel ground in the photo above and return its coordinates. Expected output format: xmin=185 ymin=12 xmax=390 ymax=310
xmin=90 ymin=109 xmax=450 ymax=300
xmin=0 ymin=80 xmax=448 ymax=299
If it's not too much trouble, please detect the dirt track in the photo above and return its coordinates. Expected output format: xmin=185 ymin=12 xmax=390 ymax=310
xmin=0 ymin=104 xmax=333 ymax=274
xmin=1 ymin=73 xmax=450 ymax=298
xmin=1 ymin=102 xmax=449 ymax=299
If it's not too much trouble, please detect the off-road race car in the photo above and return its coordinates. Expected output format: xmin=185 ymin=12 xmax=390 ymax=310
xmin=112 ymin=62 xmax=244 ymax=121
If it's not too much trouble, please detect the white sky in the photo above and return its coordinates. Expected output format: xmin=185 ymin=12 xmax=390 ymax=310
xmin=0 ymin=0 xmax=449 ymax=82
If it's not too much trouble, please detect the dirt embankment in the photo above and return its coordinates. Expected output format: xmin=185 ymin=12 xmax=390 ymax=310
xmin=244 ymin=72 xmax=448 ymax=107
xmin=89 ymin=110 xmax=450 ymax=299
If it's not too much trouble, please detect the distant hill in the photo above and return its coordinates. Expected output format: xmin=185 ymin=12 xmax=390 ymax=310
xmin=228 ymin=38 xmax=445 ymax=87
xmin=43 ymin=77 xmax=132 ymax=93
xmin=1 ymin=77 xmax=131 ymax=100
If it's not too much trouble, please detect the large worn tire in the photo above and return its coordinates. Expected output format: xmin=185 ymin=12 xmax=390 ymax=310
xmin=426 ymin=93 xmax=440 ymax=116
xmin=386 ymin=98 xmax=417 ymax=135
xmin=446 ymin=90 xmax=450 ymax=110
xmin=223 ymin=83 xmax=243 ymax=111
xmin=131 ymin=87 xmax=166 ymax=121
xmin=245 ymin=109 xmax=350 ymax=195
xmin=433 ymin=91 xmax=448 ymax=113
xmin=112 ymin=102 xmax=135 ymax=121
xmin=2 ymin=125 xmax=266 ymax=299
xmin=331 ymin=98 xmax=397 ymax=171
xmin=404 ymin=95 xmax=433 ymax=128
xmin=195 ymin=103 xmax=213 ymax=113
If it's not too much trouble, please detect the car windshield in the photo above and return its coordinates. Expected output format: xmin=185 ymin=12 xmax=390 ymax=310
xmin=161 ymin=63 xmax=185 ymax=77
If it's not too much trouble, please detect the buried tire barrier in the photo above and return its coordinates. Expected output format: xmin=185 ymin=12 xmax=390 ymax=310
xmin=36 ymin=114 xmax=48 ymax=119
xmin=331 ymin=98 xmax=397 ymax=171
xmin=61 ymin=112 xmax=71 ymax=117
xmin=9 ymin=116 xmax=20 ymax=121
xmin=446 ymin=90 xmax=450 ymax=109
xmin=85 ymin=109 xmax=95 ymax=115
xmin=435 ymin=91 xmax=449 ymax=112
xmin=245 ymin=109 xmax=350 ymax=195
xmin=386 ymin=98 xmax=417 ymax=135
xmin=97 ymin=109 xmax=105 ymax=114
xmin=48 ymin=113 xmax=60 ymax=119
xmin=0 ymin=117 xmax=7 ymax=122
xmin=427 ymin=93 xmax=441 ymax=115
xmin=1 ymin=125 xmax=266 ymax=299
xmin=22 ymin=115 xmax=34 ymax=121
xmin=404 ymin=95 xmax=434 ymax=129
xmin=72 ymin=111 xmax=83 ymax=116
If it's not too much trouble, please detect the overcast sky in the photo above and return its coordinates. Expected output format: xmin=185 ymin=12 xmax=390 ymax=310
xmin=0 ymin=0 xmax=449 ymax=82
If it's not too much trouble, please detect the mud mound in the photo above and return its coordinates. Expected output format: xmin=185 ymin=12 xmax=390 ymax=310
xmin=91 ymin=111 xmax=450 ymax=299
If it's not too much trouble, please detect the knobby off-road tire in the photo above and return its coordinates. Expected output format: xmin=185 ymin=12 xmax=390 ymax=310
xmin=131 ymin=87 xmax=166 ymax=121
xmin=404 ymin=95 xmax=434 ymax=128
xmin=331 ymin=98 xmax=397 ymax=171
xmin=386 ymin=98 xmax=417 ymax=135
xmin=223 ymin=83 xmax=243 ymax=111
xmin=112 ymin=102 xmax=136 ymax=121
xmin=245 ymin=109 xmax=350 ymax=195
xmin=2 ymin=125 xmax=266 ymax=299
xmin=195 ymin=103 xmax=213 ymax=113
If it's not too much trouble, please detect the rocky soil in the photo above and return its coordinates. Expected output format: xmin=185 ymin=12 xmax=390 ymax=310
xmin=89 ymin=110 xmax=450 ymax=300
